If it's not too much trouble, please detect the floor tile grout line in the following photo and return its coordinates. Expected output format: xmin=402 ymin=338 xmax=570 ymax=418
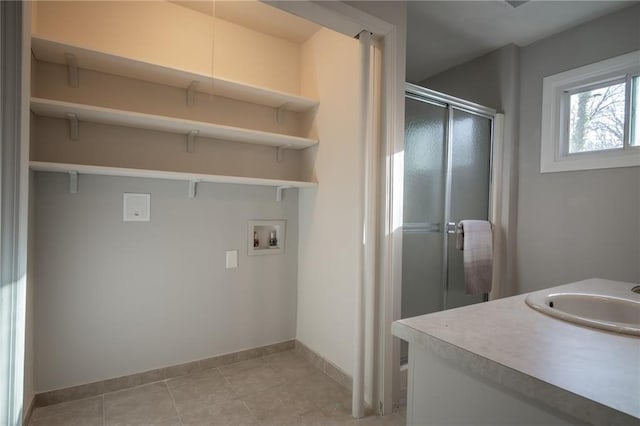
xmin=239 ymin=398 xmax=262 ymax=425
xmin=164 ymin=380 xmax=185 ymax=426
xmin=216 ymin=366 xmax=234 ymax=387
xmin=101 ymin=394 xmax=105 ymax=426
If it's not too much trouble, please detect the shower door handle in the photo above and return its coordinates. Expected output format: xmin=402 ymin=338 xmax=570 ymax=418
xmin=446 ymin=222 xmax=457 ymax=234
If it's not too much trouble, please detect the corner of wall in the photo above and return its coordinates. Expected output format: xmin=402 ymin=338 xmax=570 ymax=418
xmin=295 ymin=26 xmax=361 ymax=377
xmin=502 ymin=43 xmax=521 ymax=298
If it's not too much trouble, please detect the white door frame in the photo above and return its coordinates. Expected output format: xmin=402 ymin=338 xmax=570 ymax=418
xmin=265 ymin=0 xmax=404 ymax=416
xmin=1 ymin=1 xmax=31 ymax=424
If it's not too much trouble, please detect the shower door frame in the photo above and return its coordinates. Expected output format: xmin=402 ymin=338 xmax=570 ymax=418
xmin=404 ymin=83 xmax=497 ymax=311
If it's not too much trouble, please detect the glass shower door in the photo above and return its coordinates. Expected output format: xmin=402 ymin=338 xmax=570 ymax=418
xmin=402 ymin=97 xmax=447 ymax=319
xmin=444 ymin=108 xmax=492 ymax=309
xmin=401 ymin=89 xmax=493 ymax=362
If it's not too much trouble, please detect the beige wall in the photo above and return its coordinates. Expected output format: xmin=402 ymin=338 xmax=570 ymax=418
xmin=294 ymin=3 xmax=409 ymax=404
xmin=296 ymin=27 xmax=361 ymax=377
xmin=33 ymin=1 xmax=302 ymax=94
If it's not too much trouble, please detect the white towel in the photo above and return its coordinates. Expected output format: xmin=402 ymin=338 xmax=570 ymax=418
xmin=456 ymin=220 xmax=493 ymax=296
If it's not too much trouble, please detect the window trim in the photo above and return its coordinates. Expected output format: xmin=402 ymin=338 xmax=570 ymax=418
xmin=630 ymin=75 xmax=640 ymax=146
xmin=540 ymin=50 xmax=640 ymax=173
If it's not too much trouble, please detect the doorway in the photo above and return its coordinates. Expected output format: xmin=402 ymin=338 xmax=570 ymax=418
xmin=401 ymin=83 xmax=495 ymax=363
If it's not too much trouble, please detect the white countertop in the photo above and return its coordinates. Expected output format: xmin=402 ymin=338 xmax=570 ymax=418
xmin=392 ymin=278 xmax=640 ymax=425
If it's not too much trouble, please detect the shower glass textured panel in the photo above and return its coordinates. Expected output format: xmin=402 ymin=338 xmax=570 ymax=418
xmin=401 ymin=98 xmax=447 ymax=363
xmin=402 ymin=98 xmax=447 ymax=319
xmin=446 ymin=109 xmax=492 ymax=309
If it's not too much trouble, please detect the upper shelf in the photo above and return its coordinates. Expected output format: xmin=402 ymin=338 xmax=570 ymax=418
xmin=31 ymin=36 xmax=319 ymax=113
xmin=31 ymin=97 xmax=318 ymax=149
xmin=29 ymin=161 xmax=317 ymax=189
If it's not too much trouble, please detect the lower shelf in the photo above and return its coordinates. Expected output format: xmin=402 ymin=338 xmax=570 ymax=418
xmin=30 ymin=161 xmax=316 ymax=198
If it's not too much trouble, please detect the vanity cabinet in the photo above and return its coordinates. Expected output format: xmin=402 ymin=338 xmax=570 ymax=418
xmin=393 ymin=281 xmax=640 ymax=425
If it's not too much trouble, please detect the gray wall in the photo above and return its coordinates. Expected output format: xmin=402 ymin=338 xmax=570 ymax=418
xmin=33 ymin=173 xmax=299 ymax=391
xmin=421 ymin=44 xmax=519 ymax=112
xmin=419 ymin=4 xmax=640 ymax=295
xmin=517 ymin=5 xmax=640 ymax=293
xmin=420 ymin=44 xmax=520 ymax=297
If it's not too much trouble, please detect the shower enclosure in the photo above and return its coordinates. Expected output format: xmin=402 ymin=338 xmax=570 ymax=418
xmin=401 ymin=84 xmax=495 ymax=362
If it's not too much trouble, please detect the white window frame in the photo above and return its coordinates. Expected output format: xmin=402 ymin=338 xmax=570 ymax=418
xmin=540 ymin=50 xmax=640 ymax=173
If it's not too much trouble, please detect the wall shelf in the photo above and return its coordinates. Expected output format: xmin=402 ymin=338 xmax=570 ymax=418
xmin=30 ymin=161 xmax=317 ymax=195
xmin=31 ymin=36 xmax=319 ymax=112
xmin=31 ymin=98 xmax=318 ymax=149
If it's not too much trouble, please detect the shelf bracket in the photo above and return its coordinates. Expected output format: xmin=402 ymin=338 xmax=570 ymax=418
xmin=276 ymin=144 xmax=292 ymax=163
xmin=64 ymin=53 xmax=79 ymax=88
xmin=187 ymin=130 xmax=199 ymax=153
xmin=66 ymin=113 xmax=79 ymax=140
xmin=68 ymin=171 xmax=78 ymax=194
xmin=276 ymin=186 xmax=290 ymax=202
xmin=188 ymin=181 xmax=198 ymax=199
xmin=276 ymin=103 xmax=290 ymax=123
xmin=186 ymin=81 xmax=198 ymax=107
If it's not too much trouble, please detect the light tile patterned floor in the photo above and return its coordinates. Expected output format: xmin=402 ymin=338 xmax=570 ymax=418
xmin=29 ymin=350 xmax=406 ymax=425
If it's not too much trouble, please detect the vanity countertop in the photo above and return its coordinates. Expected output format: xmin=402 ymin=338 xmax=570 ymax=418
xmin=391 ymin=278 xmax=640 ymax=425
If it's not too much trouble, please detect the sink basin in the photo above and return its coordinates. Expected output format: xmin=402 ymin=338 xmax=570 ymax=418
xmin=525 ymin=279 xmax=640 ymax=336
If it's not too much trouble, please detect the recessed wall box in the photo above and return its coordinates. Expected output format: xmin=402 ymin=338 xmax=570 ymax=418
xmin=123 ymin=193 xmax=151 ymax=222
xmin=248 ymin=220 xmax=285 ymax=255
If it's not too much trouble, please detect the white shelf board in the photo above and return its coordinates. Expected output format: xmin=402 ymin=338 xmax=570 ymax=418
xmin=31 ymin=36 xmax=318 ymax=112
xmin=31 ymin=98 xmax=317 ymax=149
xmin=29 ymin=161 xmax=317 ymax=188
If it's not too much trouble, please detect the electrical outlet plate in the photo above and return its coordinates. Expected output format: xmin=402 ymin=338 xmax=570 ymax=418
xmin=248 ymin=220 xmax=285 ymax=256
xmin=123 ymin=193 xmax=151 ymax=222
xmin=226 ymin=250 xmax=238 ymax=269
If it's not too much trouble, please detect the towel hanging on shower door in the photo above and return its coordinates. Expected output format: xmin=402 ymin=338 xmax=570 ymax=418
xmin=456 ymin=220 xmax=493 ymax=296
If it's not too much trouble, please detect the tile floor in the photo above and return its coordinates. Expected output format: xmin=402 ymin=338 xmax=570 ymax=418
xmin=29 ymin=350 xmax=406 ymax=426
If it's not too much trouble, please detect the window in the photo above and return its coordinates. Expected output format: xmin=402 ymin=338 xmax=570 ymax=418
xmin=540 ymin=51 xmax=640 ymax=173
xmin=567 ymin=79 xmax=626 ymax=153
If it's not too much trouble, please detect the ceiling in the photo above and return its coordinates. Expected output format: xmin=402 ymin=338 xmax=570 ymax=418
xmin=170 ymin=1 xmax=636 ymax=82
xmin=407 ymin=0 xmax=637 ymax=82
xmin=169 ymin=0 xmax=321 ymax=43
